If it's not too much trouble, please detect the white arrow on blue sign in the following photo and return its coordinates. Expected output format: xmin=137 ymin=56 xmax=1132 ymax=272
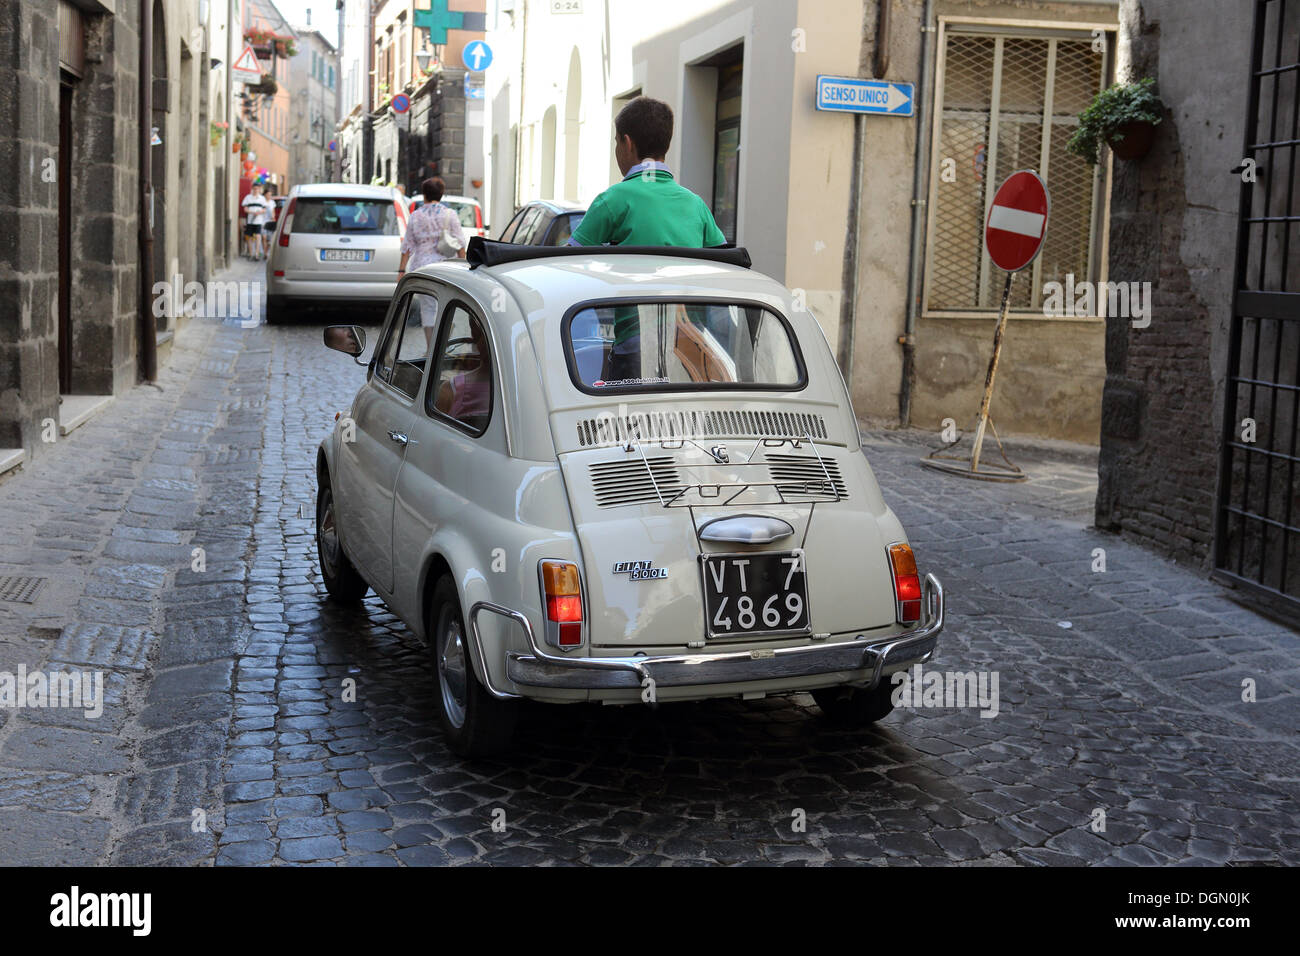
xmin=462 ymin=40 xmax=493 ymax=72
xmin=815 ymin=75 xmax=914 ymax=116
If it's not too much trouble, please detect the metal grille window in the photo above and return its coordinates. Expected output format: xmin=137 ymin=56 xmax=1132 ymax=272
xmin=924 ymin=23 xmax=1110 ymax=313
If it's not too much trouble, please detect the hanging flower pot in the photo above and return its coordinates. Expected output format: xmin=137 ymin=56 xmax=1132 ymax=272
xmin=1067 ymin=77 xmax=1165 ymax=165
xmin=1109 ymin=120 xmax=1157 ymax=161
xmin=252 ymin=72 xmax=278 ymax=96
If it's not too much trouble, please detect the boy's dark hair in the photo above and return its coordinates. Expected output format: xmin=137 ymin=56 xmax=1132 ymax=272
xmin=421 ymin=176 xmax=445 ymax=202
xmin=614 ymin=96 xmax=673 ymax=159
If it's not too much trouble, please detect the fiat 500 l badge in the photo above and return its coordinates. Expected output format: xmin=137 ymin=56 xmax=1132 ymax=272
xmin=613 ymin=560 xmax=668 ymax=581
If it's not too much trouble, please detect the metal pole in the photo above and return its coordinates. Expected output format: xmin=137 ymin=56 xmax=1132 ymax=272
xmin=970 ymin=270 xmax=1013 ymax=472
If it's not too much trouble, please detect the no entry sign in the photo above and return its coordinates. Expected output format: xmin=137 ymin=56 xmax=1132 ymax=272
xmin=984 ymin=170 xmax=1050 ymax=273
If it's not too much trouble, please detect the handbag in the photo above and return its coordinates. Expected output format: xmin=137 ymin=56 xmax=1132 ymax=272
xmin=433 ymin=203 xmax=464 ymax=258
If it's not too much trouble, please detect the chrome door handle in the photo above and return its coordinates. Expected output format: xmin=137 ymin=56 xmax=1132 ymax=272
xmin=387 ymin=430 xmax=416 ymax=446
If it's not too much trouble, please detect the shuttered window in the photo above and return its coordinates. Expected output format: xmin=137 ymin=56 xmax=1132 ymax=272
xmin=923 ymin=23 xmax=1111 ymax=314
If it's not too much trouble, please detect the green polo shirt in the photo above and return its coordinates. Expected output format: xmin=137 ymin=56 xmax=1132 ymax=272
xmin=570 ymin=169 xmax=727 ymax=248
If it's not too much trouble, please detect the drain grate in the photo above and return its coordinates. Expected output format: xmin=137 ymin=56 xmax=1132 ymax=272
xmin=0 ymin=576 xmax=47 ymax=604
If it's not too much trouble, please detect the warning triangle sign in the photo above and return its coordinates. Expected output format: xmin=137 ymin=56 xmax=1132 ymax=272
xmin=232 ymin=44 xmax=262 ymax=84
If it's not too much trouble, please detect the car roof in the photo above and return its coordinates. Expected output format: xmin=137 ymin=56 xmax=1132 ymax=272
xmin=520 ymin=198 xmax=585 ymax=213
xmin=290 ymin=183 xmax=399 ymax=199
xmin=441 ymin=194 xmax=481 ymax=206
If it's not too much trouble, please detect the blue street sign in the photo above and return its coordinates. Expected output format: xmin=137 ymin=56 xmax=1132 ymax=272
xmin=815 ymin=75 xmax=914 ymax=116
xmin=391 ymin=93 xmax=410 ymax=114
xmin=462 ymin=40 xmax=492 ymax=72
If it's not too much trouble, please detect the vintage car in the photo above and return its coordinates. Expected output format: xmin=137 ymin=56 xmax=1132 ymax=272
xmin=316 ymin=238 xmax=944 ymax=756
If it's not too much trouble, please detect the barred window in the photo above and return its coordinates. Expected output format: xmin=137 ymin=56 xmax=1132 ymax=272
xmin=923 ymin=24 xmax=1110 ymax=314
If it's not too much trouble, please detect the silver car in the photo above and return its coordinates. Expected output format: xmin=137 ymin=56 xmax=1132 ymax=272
xmin=265 ymin=183 xmax=408 ymax=324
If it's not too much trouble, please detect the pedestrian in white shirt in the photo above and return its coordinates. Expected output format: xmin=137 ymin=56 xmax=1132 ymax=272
xmin=241 ymin=183 xmax=271 ymax=259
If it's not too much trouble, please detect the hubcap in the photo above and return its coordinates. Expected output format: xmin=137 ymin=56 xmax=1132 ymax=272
xmin=438 ymin=615 xmax=469 ymax=729
xmin=318 ymin=494 xmax=340 ymax=576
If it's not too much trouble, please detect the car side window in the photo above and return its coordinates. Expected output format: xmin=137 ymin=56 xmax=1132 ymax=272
xmin=373 ymin=296 xmax=409 ymax=384
xmin=548 ymin=214 xmax=579 ymax=246
xmin=513 ymin=207 xmax=545 ymax=245
xmin=498 ymin=209 xmax=525 ymax=242
xmin=521 ymin=210 xmax=554 ymax=245
xmin=426 ymin=304 xmax=493 ymax=436
xmin=382 ymin=290 xmax=439 ymax=398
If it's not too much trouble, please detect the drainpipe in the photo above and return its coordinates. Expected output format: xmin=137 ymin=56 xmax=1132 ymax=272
xmin=138 ymin=0 xmax=157 ymax=382
xmin=899 ymin=0 xmax=935 ymax=426
xmin=513 ymin=0 xmax=529 ymax=211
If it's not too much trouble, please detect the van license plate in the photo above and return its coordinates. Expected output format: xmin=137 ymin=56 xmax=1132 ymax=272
xmin=321 ymin=249 xmax=370 ymax=262
xmin=701 ymin=550 xmax=810 ymax=638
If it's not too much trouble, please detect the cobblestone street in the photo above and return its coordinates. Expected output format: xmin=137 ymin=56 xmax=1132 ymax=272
xmin=1 ymin=260 xmax=1297 ymax=867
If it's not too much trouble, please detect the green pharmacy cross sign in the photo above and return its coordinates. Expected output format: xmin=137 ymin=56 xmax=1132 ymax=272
xmin=414 ymin=0 xmax=464 ymax=46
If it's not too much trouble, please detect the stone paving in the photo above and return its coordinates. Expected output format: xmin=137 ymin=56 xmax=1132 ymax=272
xmin=0 ymin=260 xmax=1296 ymax=865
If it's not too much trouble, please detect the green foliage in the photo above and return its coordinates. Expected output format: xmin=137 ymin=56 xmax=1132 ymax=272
xmin=1067 ymin=77 xmax=1165 ymax=165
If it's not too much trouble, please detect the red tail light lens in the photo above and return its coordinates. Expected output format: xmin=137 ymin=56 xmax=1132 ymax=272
xmin=888 ymin=543 xmax=923 ymax=624
xmin=278 ymin=197 xmax=296 ymax=247
xmin=541 ymin=560 xmax=583 ymax=648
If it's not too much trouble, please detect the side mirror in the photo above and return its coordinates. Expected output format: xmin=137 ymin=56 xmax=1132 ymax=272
xmin=324 ymin=325 xmax=367 ymax=364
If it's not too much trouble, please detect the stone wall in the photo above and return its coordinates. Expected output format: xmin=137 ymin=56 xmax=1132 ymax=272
xmin=1094 ymin=0 xmax=1252 ymax=566
xmin=0 ymin=1 xmax=62 ymax=452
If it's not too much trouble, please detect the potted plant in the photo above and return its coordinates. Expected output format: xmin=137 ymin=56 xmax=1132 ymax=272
xmin=273 ymin=37 xmax=297 ymax=58
xmin=244 ymin=27 xmax=273 ymax=57
xmin=210 ymin=120 xmax=228 ymax=147
xmin=252 ymin=72 xmax=278 ymax=96
xmin=1067 ymin=77 xmax=1165 ymax=164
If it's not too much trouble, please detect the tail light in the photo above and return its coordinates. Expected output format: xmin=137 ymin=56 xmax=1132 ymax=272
xmin=278 ymin=197 xmax=296 ymax=247
xmin=394 ymin=198 xmax=408 ymax=231
xmin=540 ymin=560 xmax=583 ymax=648
xmin=475 ymin=206 xmax=484 ymax=232
xmin=888 ymin=543 xmax=923 ymax=625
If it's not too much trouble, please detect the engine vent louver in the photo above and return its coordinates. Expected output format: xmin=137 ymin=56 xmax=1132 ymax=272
xmin=765 ymin=454 xmax=848 ymax=499
xmin=576 ymin=409 xmax=828 ymax=447
xmin=589 ymin=457 xmax=686 ymax=507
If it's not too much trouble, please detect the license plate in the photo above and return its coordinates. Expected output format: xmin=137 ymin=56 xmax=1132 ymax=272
xmin=701 ymin=550 xmax=810 ymax=638
xmin=321 ymin=249 xmax=370 ymax=262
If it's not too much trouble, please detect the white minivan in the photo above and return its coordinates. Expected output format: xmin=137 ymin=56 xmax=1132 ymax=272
xmin=266 ymin=183 xmax=408 ymax=323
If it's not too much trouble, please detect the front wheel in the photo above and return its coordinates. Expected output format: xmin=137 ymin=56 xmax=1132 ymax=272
xmin=430 ymin=577 xmax=518 ymax=757
xmin=316 ymin=479 xmax=368 ymax=603
xmin=813 ymin=680 xmax=897 ymax=726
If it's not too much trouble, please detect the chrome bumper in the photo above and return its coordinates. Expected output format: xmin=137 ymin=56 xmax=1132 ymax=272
xmin=469 ymin=574 xmax=943 ymax=698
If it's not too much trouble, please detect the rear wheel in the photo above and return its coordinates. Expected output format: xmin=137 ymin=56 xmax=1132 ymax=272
xmin=264 ymin=295 xmax=286 ymax=325
xmin=430 ymin=577 xmax=518 ymax=757
xmin=316 ymin=478 xmax=368 ymax=603
xmin=813 ymin=681 xmax=897 ymax=726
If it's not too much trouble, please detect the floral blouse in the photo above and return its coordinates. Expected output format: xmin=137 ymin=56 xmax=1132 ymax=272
xmin=400 ymin=201 xmax=467 ymax=270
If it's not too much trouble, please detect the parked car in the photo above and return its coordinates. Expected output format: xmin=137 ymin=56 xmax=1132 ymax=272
xmin=316 ymin=239 xmax=944 ymax=755
xmin=265 ymin=183 xmax=409 ymax=324
xmin=409 ymin=194 xmax=488 ymax=240
xmin=495 ymin=199 xmax=586 ymax=246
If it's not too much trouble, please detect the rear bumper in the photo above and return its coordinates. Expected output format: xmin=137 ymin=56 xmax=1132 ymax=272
xmin=471 ymin=573 xmax=943 ymax=697
xmin=265 ymin=275 xmax=398 ymax=302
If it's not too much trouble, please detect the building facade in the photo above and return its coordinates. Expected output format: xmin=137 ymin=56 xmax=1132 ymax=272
xmin=483 ymin=0 xmax=1119 ymax=442
xmin=1 ymin=0 xmax=236 ymax=474
xmin=288 ymin=28 xmax=340 ymax=185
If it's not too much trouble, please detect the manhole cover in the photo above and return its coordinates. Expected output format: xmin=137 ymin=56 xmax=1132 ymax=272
xmin=0 ymin=576 xmax=47 ymax=603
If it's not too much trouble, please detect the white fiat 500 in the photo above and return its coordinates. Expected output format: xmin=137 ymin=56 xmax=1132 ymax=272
xmin=316 ymin=239 xmax=943 ymax=756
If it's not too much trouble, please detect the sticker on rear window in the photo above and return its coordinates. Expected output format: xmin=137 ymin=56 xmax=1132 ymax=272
xmin=592 ymin=376 xmax=670 ymax=388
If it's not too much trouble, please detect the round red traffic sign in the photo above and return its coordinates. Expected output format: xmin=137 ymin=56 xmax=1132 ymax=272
xmin=391 ymin=93 xmax=410 ymax=114
xmin=984 ymin=170 xmax=1050 ymax=273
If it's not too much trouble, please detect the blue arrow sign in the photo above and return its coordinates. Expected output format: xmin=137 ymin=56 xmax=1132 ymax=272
xmin=462 ymin=40 xmax=492 ymax=72
xmin=815 ymin=75 xmax=914 ymax=116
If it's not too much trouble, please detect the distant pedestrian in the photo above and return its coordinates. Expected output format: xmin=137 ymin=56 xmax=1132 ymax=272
xmin=241 ymin=183 xmax=271 ymax=259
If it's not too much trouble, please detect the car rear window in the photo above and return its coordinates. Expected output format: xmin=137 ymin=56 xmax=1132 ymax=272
xmin=444 ymin=201 xmax=479 ymax=229
xmin=292 ymin=198 xmax=400 ymax=236
xmin=564 ymin=301 xmax=805 ymax=393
